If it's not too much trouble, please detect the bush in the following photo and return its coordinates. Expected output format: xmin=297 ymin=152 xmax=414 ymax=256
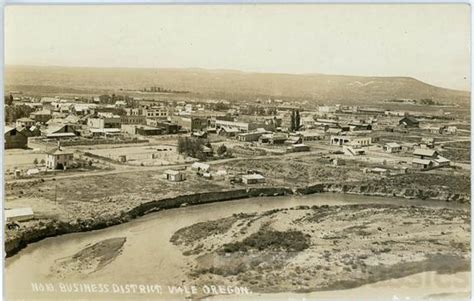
xmin=220 ymin=228 xmax=310 ymax=254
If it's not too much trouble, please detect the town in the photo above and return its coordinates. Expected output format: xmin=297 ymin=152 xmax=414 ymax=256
xmin=4 ymin=89 xmax=470 ymax=227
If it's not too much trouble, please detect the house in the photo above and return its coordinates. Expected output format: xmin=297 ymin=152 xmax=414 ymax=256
xmin=16 ymin=117 xmax=35 ymax=128
xmin=4 ymin=127 xmax=28 ymax=149
xmin=5 ymin=207 xmax=34 ymax=223
xmin=191 ymin=162 xmax=210 ymax=172
xmin=444 ymin=126 xmax=457 ymax=134
xmin=433 ymin=156 xmax=451 ymax=167
xmin=218 ymin=126 xmax=240 ymax=137
xmin=399 ymin=116 xmax=420 ymax=128
xmin=164 ymin=170 xmax=186 ymax=182
xmin=412 ymin=158 xmax=433 ymax=170
xmin=242 ymin=174 xmax=266 ymax=184
xmin=46 ymin=146 xmax=74 ymax=170
xmin=413 ymin=148 xmax=438 ymax=160
xmin=383 ymin=142 xmax=402 ymax=153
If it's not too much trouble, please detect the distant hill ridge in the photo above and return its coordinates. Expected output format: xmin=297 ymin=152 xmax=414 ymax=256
xmin=5 ymin=65 xmax=470 ymax=104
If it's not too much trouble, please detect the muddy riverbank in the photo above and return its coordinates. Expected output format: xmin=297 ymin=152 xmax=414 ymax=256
xmin=5 ymin=181 xmax=469 ymax=257
xmin=5 ymin=193 xmax=470 ymax=301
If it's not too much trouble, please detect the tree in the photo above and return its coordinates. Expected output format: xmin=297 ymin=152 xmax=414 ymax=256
xmin=33 ymin=158 xmax=39 ymax=165
xmin=40 ymin=159 xmax=45 ymax=165
xmin=295 ymin=110 xmax=301 ymax=131
xmin=217 ymin=144 xmax=227 ymax=156
xmin=290 ymin=110 xmax=296 ymax=132
xmin=5 ymin=94 xmax=13 ymax=106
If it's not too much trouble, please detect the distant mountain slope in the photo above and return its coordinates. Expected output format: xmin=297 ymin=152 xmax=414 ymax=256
xmin=5 ymin=65 xmax=470 ymax=104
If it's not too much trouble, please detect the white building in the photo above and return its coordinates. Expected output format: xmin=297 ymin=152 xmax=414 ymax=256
xmin=46 ymin=146 xmax=74 ymax=170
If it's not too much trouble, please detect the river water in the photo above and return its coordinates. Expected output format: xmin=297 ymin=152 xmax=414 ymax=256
xmin=5 ymin=193 xmax=470 ymax=300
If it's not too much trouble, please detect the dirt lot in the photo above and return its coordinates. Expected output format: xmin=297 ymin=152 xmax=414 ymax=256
xmin=171 ymin=204 xmax=470 ymax=294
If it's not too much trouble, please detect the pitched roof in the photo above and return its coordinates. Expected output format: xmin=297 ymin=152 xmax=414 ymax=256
xmin=412 ymin=158 xmax=432 ymax=165
xmin=413 ymin=148 xmax=437 ymax=157
xmin=46 ymin=147 xmax=73 ymax=155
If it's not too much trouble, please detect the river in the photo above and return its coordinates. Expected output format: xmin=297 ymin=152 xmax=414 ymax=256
xmin=5 ymin=193 xmax=470 ymax=300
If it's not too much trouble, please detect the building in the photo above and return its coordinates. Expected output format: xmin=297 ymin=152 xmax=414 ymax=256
xmin=4 ymin=127 xmax=28 ymax=149
xmin=330 ymin=135 xmax=372 ymax=147
xmin=164 ymin=170 xmax=186 ymax=182
xmin=121 ymin=115 xmax=147 ymax=125
xmin=412 ymin=158 xmax=433 ymax=170
xmin=242 ymin=174 xmax=266 ymax=184
xmin=43 ymin=124 xmax=76 ymax=139
xmin=420 ymin=137 xmax=436 ymax=148
xmin=214 ymin=120 xmax=252 ymax=132
xmin=236 ymin=132 xmax=266 ymax=142
xmin=191 ymin=162 xmax=210 ymax=172
xmin=217 ymin=126 xmax=240 ymax=137
xmin=147 ymin=120 xmax=180 ymax=134
xmin=399 ymin=117 xmax=420 ymax=128
xmin=5 ymin=207 xmax=34 ymax=223
xmin=16 ymin=117 xmax=35 ymax=128
xmin=287 ymin=144 xmax=310 ymax=153
xmin=383 ymin=142 xmax=402 ymax=153
xmin=173 ymin=116 xmax=208 ymax=132
xmin=413 ymin=148 xmax=438 ymax=160
xmin=433 ymin=156 xmax=451 ymax=167
xmin=88 ymin=116 xmax=121 ymax=129
xmin=444 ymin=126 xmax=457 ymax=134
xmin=143 ymin=107 xmax=169 ymax=119
xmin=30 ymin=110 xmax=52 ymax=124
xmin=90 ymin=128 xmax=122 ymax=137
xmin=46 ymin=146 xmax=74 ymax=170
xmin=343 ymin=146 xmax=365 ymax=156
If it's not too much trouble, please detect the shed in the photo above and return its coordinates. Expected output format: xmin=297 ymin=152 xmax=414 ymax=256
xmin=164 ymin=170 xmax=186 ymax=182
xmin=5 ymin=207 xmax=34 ymax=222
xmin=241 ymin=174 xmax=266 ymax=184
xmin=383 ymin=142 xmax=402 ymax=153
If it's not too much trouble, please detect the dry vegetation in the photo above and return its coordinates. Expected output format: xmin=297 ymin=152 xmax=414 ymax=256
xmin=171 ymin=204 xmax=470 ymax=294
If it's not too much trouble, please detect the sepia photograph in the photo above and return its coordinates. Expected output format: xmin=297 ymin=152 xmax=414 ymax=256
xmin=3 ymin=3 xmax=471 ymax=300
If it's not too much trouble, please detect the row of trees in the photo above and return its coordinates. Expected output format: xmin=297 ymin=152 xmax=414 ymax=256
xmin=5 ymin=104 xmax=35 ymax=123
xmin=177 ymin=138 xmax=232 ymax=161
xmin=289 ymin=109 xmax=301 ymax=132
xmin=98 ymin=94 xmax=140 ymax=107
xmin=240 ymin=105 xmax=277 ymax=116
xmin=5 ymin=94 xmax=13 ymax=106
xmin=177 ymin=137 xmax=212 ymax=161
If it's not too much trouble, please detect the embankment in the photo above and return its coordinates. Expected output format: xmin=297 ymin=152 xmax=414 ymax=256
xmin=5 ymin=182 xmax=469 ymax=257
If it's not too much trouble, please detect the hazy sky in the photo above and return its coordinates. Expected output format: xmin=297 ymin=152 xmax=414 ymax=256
xmin=5 ymin=4 xmax=471 ymax=91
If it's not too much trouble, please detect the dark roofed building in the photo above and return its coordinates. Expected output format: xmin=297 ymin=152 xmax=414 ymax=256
xmin=5 ymin=127 xmax=28 ymax=149
xmin=399 ymin=116 xmax=420 ymax=128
